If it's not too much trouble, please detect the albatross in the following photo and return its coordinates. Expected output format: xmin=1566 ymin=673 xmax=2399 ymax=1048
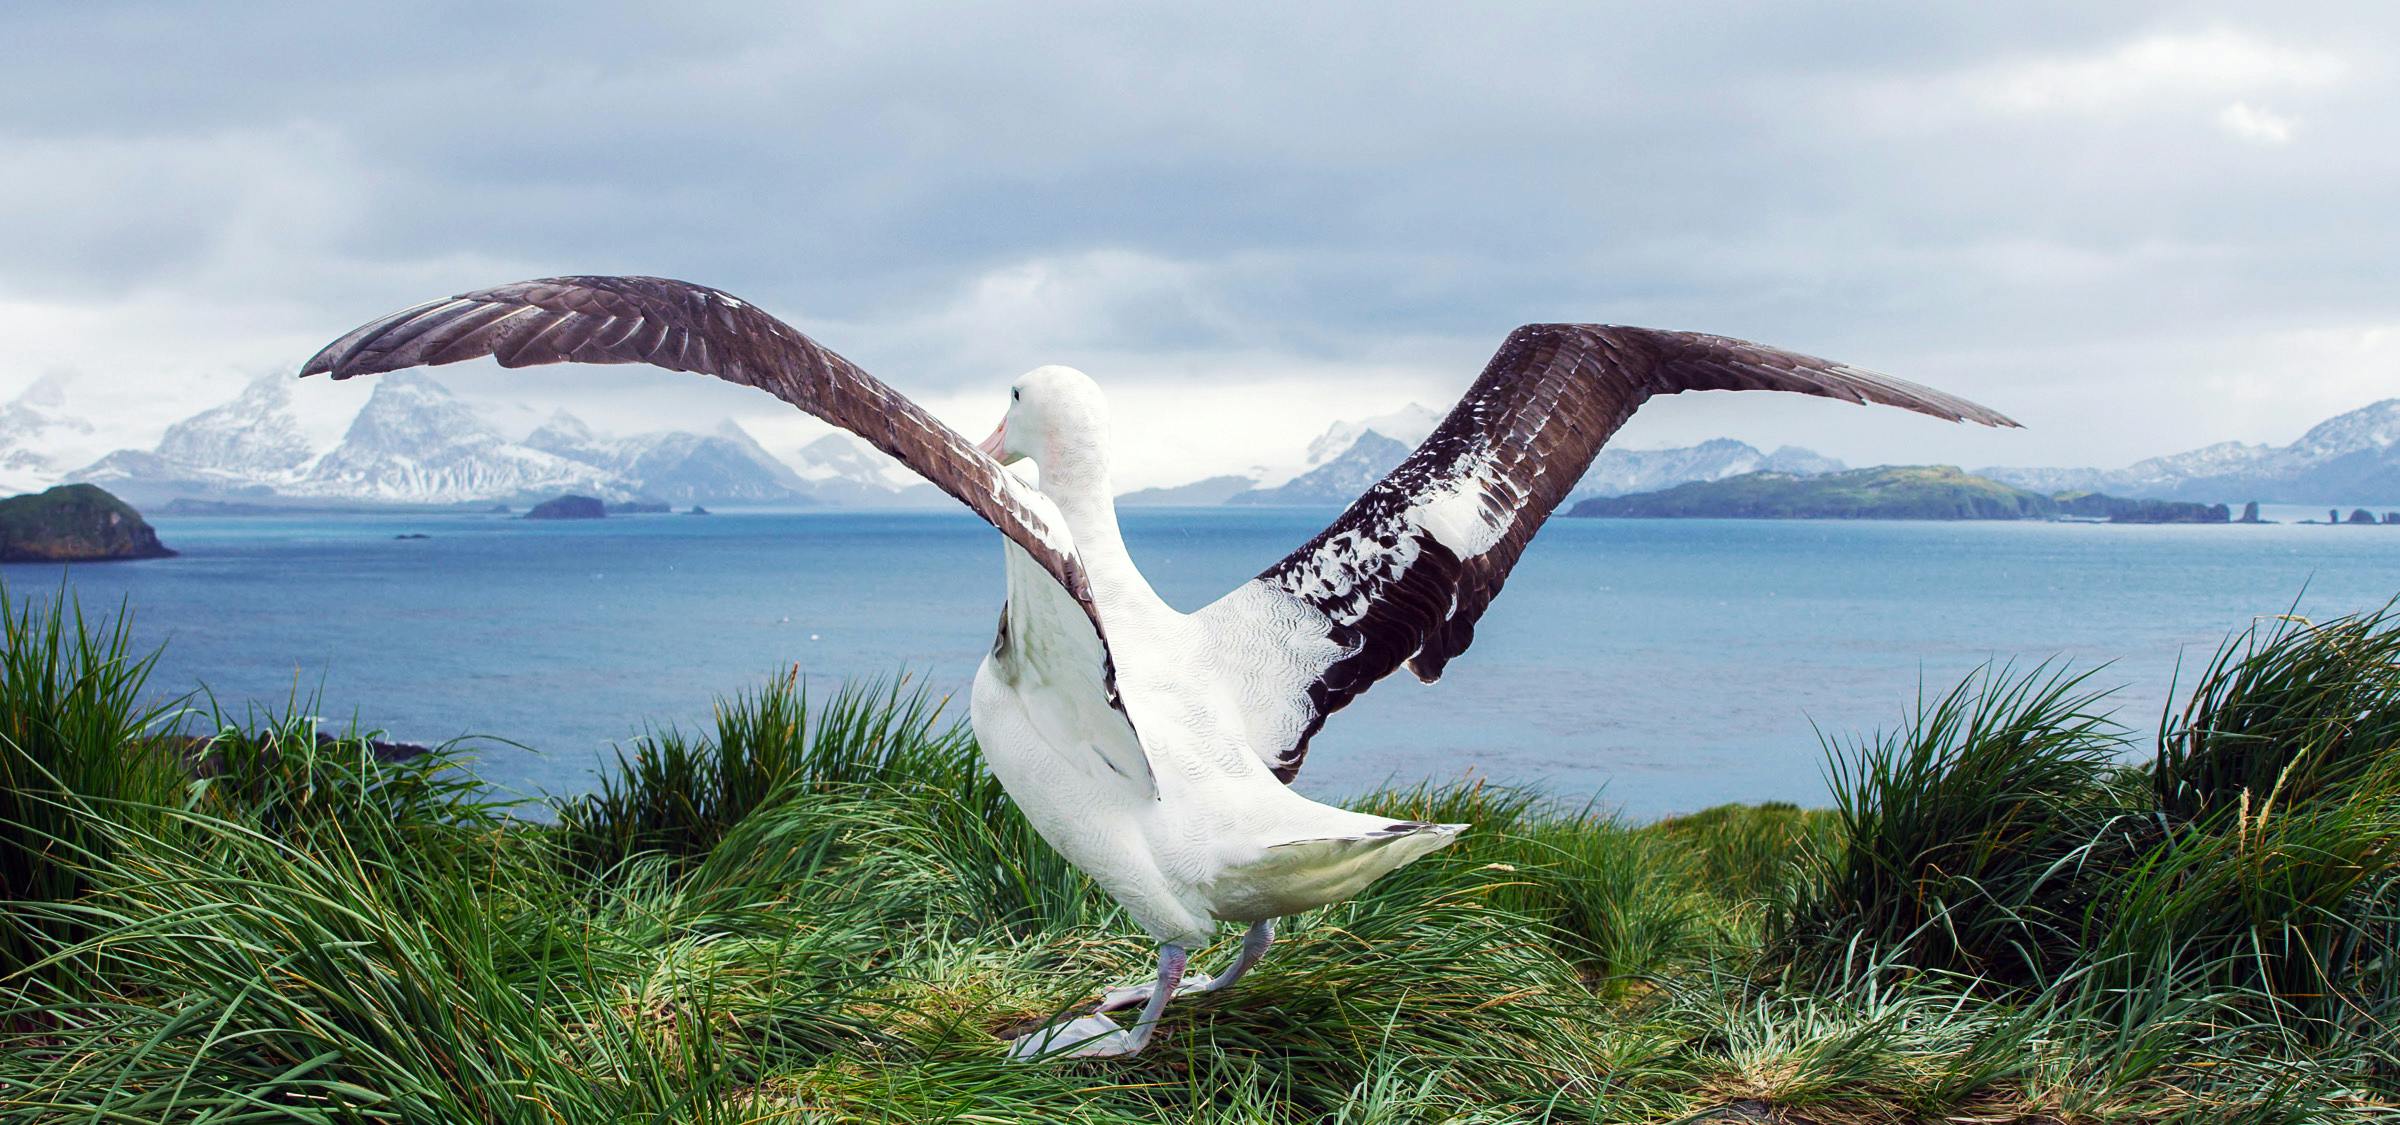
xmin=302 ymin=276 xmax=2015 ymax=1059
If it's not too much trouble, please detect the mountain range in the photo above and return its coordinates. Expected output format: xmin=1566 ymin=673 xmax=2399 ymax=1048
xmin=781 ymin=433 xmax=946 ymax=508
xmin=519 ymin=411 xmax=813 ymax=505
xmin=1172 ymin=398 xmax=2400 ymax=509
xmin=1211 ymin=406 xmax=1851 ymax=508
xmin=4 ymin=372 xmax=2396 ymax=509
xmin=59 ymin=373 xmax=931 ymax=508
xmin=1979 ymin=399 xmax=2400 ymax=505
xmin=0 ymin=375 xmax=100 ymax=497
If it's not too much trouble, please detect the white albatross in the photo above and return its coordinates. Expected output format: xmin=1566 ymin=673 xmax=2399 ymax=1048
xmin=301 ymin=276 xmax=2017 ymax=1059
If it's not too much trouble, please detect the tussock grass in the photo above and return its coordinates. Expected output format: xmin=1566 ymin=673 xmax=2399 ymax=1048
xmin=3 ymin=586 xmax=2398 ymax=1122
xmin=1775 ymin=664 xmax=2138 ymax=988
xmin=554 ymin=670 xmax=977 ymax=875
xmin=0 ymin=586 xmax=181 ymax=987
xmin=2157 ymin=603 xmax=2400 ymax=821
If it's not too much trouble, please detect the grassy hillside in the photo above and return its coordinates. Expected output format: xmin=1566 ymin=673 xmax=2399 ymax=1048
xmin=2 ymin=587 xmax=2396 ymax=1121
xmin=1569 ymin=467 xmax=2244 ymax=523
xmin=1572 ymin=465 xmax=2060 ymax=520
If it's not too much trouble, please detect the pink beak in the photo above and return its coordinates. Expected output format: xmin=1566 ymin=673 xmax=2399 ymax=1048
xmin=977 ymin=422 xmax=1009 ymax=462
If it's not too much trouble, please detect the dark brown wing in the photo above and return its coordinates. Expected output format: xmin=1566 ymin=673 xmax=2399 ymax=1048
xmin=300 ymin=275 xmax=1092 ymax=606
xmin=1201 ymin=323 xmax=2018 ymax=781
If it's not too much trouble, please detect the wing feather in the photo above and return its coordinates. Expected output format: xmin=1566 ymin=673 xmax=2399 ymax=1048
xmin=1205 ymin=323 xmax=2017 ymax=781
xmin=301 ymin=274 xmax=1098 ymax=617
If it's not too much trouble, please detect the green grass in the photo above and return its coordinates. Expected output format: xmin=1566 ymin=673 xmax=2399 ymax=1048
xmin=1569 ymin=465 xmax=2061 ymax=520
xmin=1774 ymin=664 xmax=2138 ymax=989
xmin=2156 ymin=603 xmax=2400 ymax=822
xmin=0 ymin=585 xmax=182 ymax=988
xmin=3 ymin=587 xmax=2397 ymax=1122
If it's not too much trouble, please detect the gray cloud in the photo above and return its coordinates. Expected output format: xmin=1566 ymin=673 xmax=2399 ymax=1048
xmin=2 ymin=2 xmax=2395 ymax=486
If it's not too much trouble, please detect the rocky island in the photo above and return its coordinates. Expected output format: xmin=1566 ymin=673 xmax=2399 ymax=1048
xmin=0 ymin=484 xmax=176 ymax=562
xmin=1568 ymin=466 xmax=2235 ymax=523
xmin=1569 ymin=466 xmax=2051 ymax=520
xmin=2052 ymin=493 xmax=2232 ymax=524
xmin=522 ymin=494 xmax=607 ymax=521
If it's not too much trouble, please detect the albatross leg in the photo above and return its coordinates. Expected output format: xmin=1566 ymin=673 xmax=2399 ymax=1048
xmin=1096 ymin=920 xmax=1275 ymax=1013
xmin=1008 ymin=944 xmax=1188 ymax=1060
xmin=1209 ymin=919 xmax=1276 ymax=993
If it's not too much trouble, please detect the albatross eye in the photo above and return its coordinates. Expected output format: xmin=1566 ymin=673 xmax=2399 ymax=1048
xmin=1011 ymin=388 xmax=1021 ymax=401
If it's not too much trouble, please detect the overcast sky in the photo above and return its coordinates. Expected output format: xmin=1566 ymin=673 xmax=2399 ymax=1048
xmin=3 ymin=2 xmax=2395 ymax=488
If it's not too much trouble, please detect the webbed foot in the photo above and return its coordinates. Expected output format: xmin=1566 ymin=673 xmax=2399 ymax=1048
xmin=1096 ymin=970 xmax=1216 ymax=1013
xmin=1006 ymin=943 xmax=1190 ymax=1062
xmin=1006 ymin=1013 xmax=1141 ymax=1060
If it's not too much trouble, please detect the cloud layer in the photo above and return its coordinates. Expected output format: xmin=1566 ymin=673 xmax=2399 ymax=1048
xmin=2 ymin=3 xmax=2393 ymax=487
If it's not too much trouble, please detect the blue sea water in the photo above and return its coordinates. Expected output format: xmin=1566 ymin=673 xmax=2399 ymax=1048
xmin=9 ymin=507 xmax=2396 ymax=818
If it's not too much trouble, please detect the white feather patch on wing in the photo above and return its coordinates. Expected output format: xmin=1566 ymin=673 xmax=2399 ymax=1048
xmin=1405 ymin=442 xmax=1510 ymax=560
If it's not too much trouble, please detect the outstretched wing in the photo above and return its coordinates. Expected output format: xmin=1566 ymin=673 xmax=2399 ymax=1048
xmin=1199 ymin=323 xmax=2018 ymax=782
xmin=300 ymin=275 xmax=1093 ymax=609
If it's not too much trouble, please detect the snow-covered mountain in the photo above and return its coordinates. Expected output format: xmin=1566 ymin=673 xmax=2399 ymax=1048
xmin=0 ymin=375 xmax=99 ymax=495
xmin=76 ymin=374 xmax=318 ymax=502
xmin=1982 ymin=398 xmax=2400 ymax=504
xmin=1981 ymin=441 xmax=2271 ymax=497
xmin=1573 ymin=439 xmax=1845 ymax=500
xmin=1272 ymin=403 xmax=1442 ymax=486
xmin=296 ymin=374 xmax=616 ymax=504
xmin=519 ymin=411 xmax=610 ymax=465
xmin=1236 ymin=403 xmax=1442 ymax=489
xmin=2291 ymin=398 xmax=2400 ymax=460
xmin=1225 ymin=431 xmax=1847 ymax=507
xmin=74 ymin=373 xmax=811 ymax=506
xmin=1210 ymin=398 xmax=1849 ymax=508
xmin=524 ymin=412 xmax=809 ymax=504
xmin=1226 ymin=404 xmax=1447 ymax=505
xmin=785 ymin=433 xmax=943 ymax=507
xmin=56 ymin=380 xmax=2395 ymax=511
xmin=1228 ymin=432 xmax=1416 ymax=505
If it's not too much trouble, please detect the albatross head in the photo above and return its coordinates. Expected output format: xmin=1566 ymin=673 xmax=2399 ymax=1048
xmin=977 ymin=365 xmax=1110 ymax=470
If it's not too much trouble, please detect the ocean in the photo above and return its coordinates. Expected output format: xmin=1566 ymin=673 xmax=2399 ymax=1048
xmin=9 ymin=506 xmax=2395 ymax=818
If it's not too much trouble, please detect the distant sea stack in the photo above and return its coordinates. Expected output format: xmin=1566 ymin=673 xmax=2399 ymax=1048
xmin=523 ymin=494 xmax=607 ymax=521
xmin=0 ymin=484 xmax=176 ymax=562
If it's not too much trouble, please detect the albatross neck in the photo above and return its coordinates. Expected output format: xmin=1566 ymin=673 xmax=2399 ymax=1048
xmin=1035 ymin=441 xmax=1163 ymax=612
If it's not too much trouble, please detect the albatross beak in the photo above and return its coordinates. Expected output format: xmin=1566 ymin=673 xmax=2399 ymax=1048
xmin=977 ymin=423 xmax=1014 ymax=463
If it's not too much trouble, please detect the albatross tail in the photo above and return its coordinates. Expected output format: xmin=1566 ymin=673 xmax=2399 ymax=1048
xmin=1212 ymin=820 xmax=1467 ymax=923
